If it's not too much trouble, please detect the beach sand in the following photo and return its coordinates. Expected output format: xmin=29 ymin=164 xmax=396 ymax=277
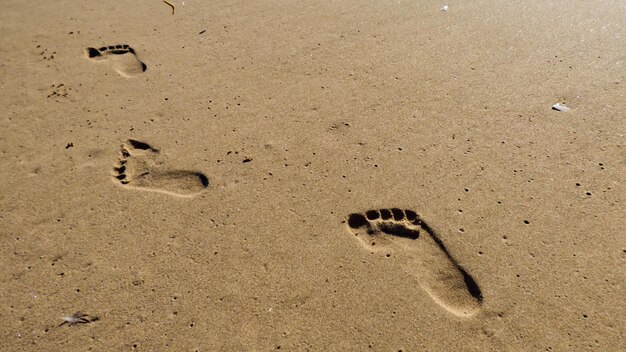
xmin=1 ymin=0 xmax=624 ymax=350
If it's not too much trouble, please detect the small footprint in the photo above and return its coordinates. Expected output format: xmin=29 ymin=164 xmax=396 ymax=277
xmin=346 ymin=209 xmax=483 ymax=317
xmin=113 ymin=139 xmax=208 ymax=197
xmin=84 ymin=45 xmax=147 ymax=77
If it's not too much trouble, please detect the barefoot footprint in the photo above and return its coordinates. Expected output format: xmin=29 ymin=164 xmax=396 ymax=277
xmin=113 ymin=139 xmax=209 ymax=197
xmin=346 ymin=209 xmax=483 ymax=317
xmin=84 ymin=45 xmax=147 ymax=77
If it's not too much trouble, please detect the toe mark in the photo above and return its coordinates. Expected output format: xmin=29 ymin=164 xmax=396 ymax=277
xmin=365 ymin=210 xmax=380 ymax=220
xmin=405 ymin=210 xmax=417 ymax=221
xmin=86 ymin=47 xmax=101 ymax=58
xmin=391 ymin=208 xmax=404 ymax=220
xmin=348 ymin=213 xmax=369 ymax=229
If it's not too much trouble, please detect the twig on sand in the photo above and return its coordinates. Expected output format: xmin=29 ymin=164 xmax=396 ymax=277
xmin=163 ymin=0 xmax=175 ymax=15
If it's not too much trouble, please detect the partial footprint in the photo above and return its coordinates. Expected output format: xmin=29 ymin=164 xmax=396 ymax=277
xmin=346 ymin=209 xmax=483 ymax=317
xmin=84 ymin=45 xmax=147 ymax=77
xmin=113 ymin=139 xmax=208 ymax=197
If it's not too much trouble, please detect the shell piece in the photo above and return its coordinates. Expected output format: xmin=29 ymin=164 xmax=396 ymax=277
xmin=552 ymin=103 xmax=571 ymax=112
xmin=59 ymin=311 xmax=98 ymax=326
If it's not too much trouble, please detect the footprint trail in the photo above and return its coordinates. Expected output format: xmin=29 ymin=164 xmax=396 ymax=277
xmin=84 ymin=45 xmax=147 ymax=77
xmin=346 ymin=208 xmax=483 ymax=317
xmin=113 ymin=139 xmax=208 ymax=197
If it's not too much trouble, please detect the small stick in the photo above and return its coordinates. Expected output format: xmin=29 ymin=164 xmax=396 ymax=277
xmin=163 ymin=0 xmax=175 ymax=15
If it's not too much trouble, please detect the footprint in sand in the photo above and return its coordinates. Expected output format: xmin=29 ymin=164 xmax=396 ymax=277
xmin=346 ymin=208 xmax=483 ymax=317
xmin=84 ymin=45 xmax=147 ymax=77
xmin=113 ymin=139 xmax=209 ymax=197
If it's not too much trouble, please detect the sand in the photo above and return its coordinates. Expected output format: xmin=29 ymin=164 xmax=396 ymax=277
xmin=1 ymin=0 xmax=624 ymax=351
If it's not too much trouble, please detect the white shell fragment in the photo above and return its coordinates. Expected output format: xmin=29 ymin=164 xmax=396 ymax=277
xmin=552 ymin=103 xmax=570 ymax=112
xmin=441 ymin=5 xmax=449 ymax=12
xmin=59 ymin=311 xmax=98 ymax=326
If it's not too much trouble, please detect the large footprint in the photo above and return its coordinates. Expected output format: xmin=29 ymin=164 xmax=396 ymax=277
xmin=113 ymin=139 xmax=208 ymax=197
xmin=346 ymin=209 xmax=483 ymax=317
xmin=84 ymin=45 xmax=147 ymax=77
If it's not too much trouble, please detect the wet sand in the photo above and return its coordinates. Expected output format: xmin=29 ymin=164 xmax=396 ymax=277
xmin=1 ymin=1 xmax=624 ymax=350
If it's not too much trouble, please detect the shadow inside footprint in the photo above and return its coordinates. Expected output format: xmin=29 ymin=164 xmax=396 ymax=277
xmin=379 ymin=222 xmax=420 ymax=239
xmin=84 ymin=45 xmax=147 ymax=77
xmin=113 ymin=140 xmax=208 ymax=197
xmin=127 ymin=139 xmax=157 ymax=151
xmin=347 ymin=208 xmax=482 ymax=317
